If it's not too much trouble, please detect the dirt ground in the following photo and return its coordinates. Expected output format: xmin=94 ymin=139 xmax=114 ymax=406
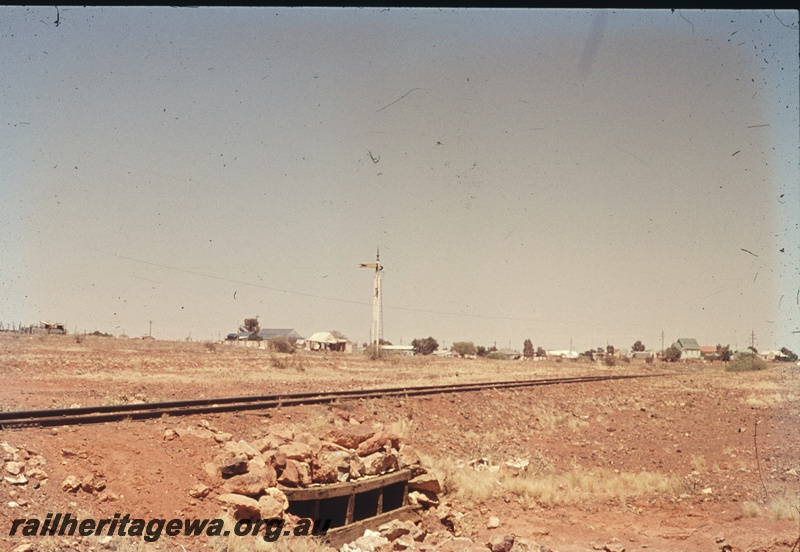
xmin=1 ymin=335 xmax=798 ymax=551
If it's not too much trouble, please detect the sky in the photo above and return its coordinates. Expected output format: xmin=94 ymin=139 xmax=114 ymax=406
xmin=1 ymin=7 xmax=798 ymax=352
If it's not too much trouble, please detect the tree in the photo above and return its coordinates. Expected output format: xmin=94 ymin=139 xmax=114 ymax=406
xmin=330 ymin=330 xmax=348 ymax=340
xmin=536 ymin=347 xmax=547 ymax=358
xmin=664 ymin=344 xmax=681 ymax=362
xmin=716 ymin=344 xmax=732 ymax=362
xmin=523 ymin=339 xmax=534 ymax=358
xmin=476 ymin=346 xmax=488 ymax=357
xmin=632 ymin=340 xmax=645 ymax=352
xmin=451 ymin=341 xmax=477 ymax=357
xmin=411 ymin=337 xmax=439 ymax=355
xmin=606 ymin=344 xmax=615 ymax=355
xmin=777 ymin=347 xmax=798 ymax=362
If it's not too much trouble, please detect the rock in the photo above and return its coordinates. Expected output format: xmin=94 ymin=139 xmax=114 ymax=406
xmin=326 ymin=425 xmax=378 ymax=449
xmin=11 ymin=544 xmax=33 ymax=552
xmin=252 ymin=434 xmax=286 ymax=452
xmin=294 ymin=432 xmax=324 ymax=456
xmin=266 ymin=423 xmax=295 ymax=442
xmin=62 ymin=475 xmax=81 ymax=492
xmin=213 ymin=432 xmax=233 ymax=443
xmin=248 ymin=456 xmax=267 ymax=470
xmin=419 ymin=510 xmax=448 ymax=534
xmin=81 ymin=474 xmax=97 ymax=493
xmin=277 ymin=459 xmax=300 ymax=487
xmin=700 ymin=487 xmax=713 ymax=495
xmin=314 ymin=450 xmax=352 ymax=484
xmin=378 ymin=519 xmax=423 ymax=542
xmin=318 ymin=439 xmax=351 ymax=453
xmin=487 ymin=516 xmax=501 ymax=528
xmin=487 ymin=534 xmax=515 ymax=552
xmin=356 ymin=431 xmax=400 ymax=457
xmin=278 ymin=442 xmax=313 ymax=462
xmin=340 ymin=529 xmax=392 ymax=552
xmin=258 ymin=492 xmax=287 ymax=519
xmin=350 ymin=455 xmax=365 ymax=480
xmin=224 ymin=473 xmax=269 ymax=497
xmin=362 ymin=450 xmax=397 ymax=476
xmin=408 ymin=490 xmax=439 ymax=508
xmin=219 ymin=454 xmax=249 ymax=477
xmin=163 ymin=429 xmax=177 ymax=441
xmin=224 ymin=440 xmax=260 ymax=460
xmin=217 ymin=493 xmax=262 ymax=520
xmin=4 ymin=461 xmax=24 ymax=475
xmin=435 ymin=535 xmax=488 ymax=552
xmin=510 ymin=538 xmax=552 ymax=552
xmin=188 ymin=483 xmax=211 ymax=499
xmin=263 ymin=449 xmax=287 ymax=469
xmin=25 ymin=468 xmax=48 ymax=481
xmin=2 ymin=442 xmax=20 ymax=455
xmin=263 ymin=487 xmax=289 ymax=511
xmin=295 ymin=460 xmax=312 ymax=486
xmin=602 ymin=544 xmax=625 ymax=552
xmin=397 ymin=445 xmax=422 ymax=470
xmin=409 ymin=473 xmax=441 ymax=494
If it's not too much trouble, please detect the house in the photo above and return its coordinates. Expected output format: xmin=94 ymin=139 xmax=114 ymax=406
xmin=699 ymin=346 xmax=718 ymax=360
xmin=306 ymin=332 xmax=349 ymax=352
xmin=496 ymin=348 xmax=522 ymax=360
xmin=229 ymin=328 xmax=302 ymax=342
xmin=547 ymin=350 xmax=579 ymax=359
xmin=674 ymin=338 xmax=701 ymax=360
xmin=39 ymin=321 xmax=66 ymax=334
xmin=380 ymin=345 xmax=415 ymax=356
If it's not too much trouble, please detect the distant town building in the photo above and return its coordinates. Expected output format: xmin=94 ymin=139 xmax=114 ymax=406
xmin=674 ymin=338 xmax=701 ymax=360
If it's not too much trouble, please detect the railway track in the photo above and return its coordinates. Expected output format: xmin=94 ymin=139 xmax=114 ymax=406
xmin=0 ymin=373 xmax=668 ymax=429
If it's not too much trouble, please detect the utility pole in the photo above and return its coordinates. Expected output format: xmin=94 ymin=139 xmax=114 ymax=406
xmin=750 ymin=329 xmax=756 ymax=350
xmin=661 ymin=330 xmax=665 ymax=355
xmin=359 ymin=249 xmax=383 ymax=353
xmin=149 ymin=320 xmax=153 ymax=338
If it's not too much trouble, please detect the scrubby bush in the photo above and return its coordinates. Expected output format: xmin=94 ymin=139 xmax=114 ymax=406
xmin=487 ymin=351 xmax=508 ymax=360
xmin=451 ymin=341 xmax=477 ymax=357
xmin=663 ymin=345 xmax=681 ymax=362
xmin=725 ymin=354 xmax=768 ymax=372
xmin=604 ymin=354 xmax=617 ymax=367
xmin=268 ymin=336 xmax=293 ymax=353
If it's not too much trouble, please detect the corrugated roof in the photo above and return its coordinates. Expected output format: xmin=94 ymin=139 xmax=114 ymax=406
xmin=676 ymin=338 xmax=701 ymax=350
xmin=256 ymin=328 xmax=301 ymax=340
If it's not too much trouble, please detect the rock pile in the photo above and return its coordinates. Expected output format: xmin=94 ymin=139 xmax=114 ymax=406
xmin=185 ymin=419 xmax=440 ymax=521
xmin=2 ymin=441 xmax=49 ymax=491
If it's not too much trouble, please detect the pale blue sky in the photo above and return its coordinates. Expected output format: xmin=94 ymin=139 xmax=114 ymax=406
xmin=1 ymin=8 xmax=798 ymax=352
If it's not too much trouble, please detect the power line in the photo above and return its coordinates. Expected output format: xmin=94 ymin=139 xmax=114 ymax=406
xmin=82 ymin=246 xmax=547 ymax=323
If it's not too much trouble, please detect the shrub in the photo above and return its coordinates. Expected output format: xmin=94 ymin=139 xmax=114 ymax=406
xmin=268 ymin=336 xmax=293 ymax=353
xmin=726 ymin=354 xmax=768 ymax=372
xmin=663 ymin=345 xmax=681 ymax=362
xmin=604 ymin=355 xmax=617 ymax=367
xmin=487 ymin=351 xmax=507 ymax=360
xmin=451 ymin=341 xmax=477 ymax=357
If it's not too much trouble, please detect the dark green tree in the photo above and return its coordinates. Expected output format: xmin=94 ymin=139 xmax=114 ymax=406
xmin=523 ymin=339 xmax=534 ymax=358
xmin=632 ymin=340 xmax=645 ymax=352
xmin=411 ymin=337 xmax=439 ymax=355
xmin=716 ymin=344 xmax=732 ymax=362
xmin=664 ymin=344 xmax=681 ymax=362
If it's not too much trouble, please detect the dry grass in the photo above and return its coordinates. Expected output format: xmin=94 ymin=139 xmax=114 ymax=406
xmin=425 ymin=453 xmax=682 ymax=509
xmin=741 ymin=493 xmax=800 ymax=521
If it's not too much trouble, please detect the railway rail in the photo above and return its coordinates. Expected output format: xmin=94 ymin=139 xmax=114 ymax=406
xmin=0 ymin=373 xmax=668 ymax=430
